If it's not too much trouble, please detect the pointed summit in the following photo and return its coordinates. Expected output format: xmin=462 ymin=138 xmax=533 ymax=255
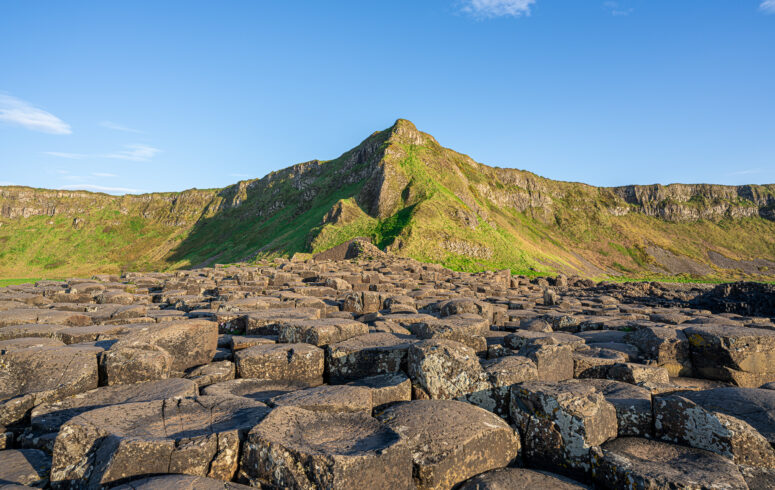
xmin=387 ymin=118 xmax=431 ymax=146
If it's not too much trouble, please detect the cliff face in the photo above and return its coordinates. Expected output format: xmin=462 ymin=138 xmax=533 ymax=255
xmin=1 ymin=119 xmax=774 ymax=280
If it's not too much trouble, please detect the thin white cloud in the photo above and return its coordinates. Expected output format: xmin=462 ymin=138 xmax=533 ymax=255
xmin=0 ymin=94 xmax=71 ymax=134
xmin=460 ymin=0 xmax=535 ymax=18
xmin=761 ymin=1 xmax=775 ymax=13
xmin=92 ymin=172 xmax=118 ymax=177
xmin=727 ymin=168 xmax=762 ymax=176
xmin=604 ymin=1 xmax=633 ymax=16
xmin=0 ymin=181 xmax=16 ymax=186
xmin=44 ymin=144 xmax=161 ymax=162
xmin=60 ymin=184 xmax=142 ymax=194
xmin=44 ymin=151 xmax=88 ymax=159
xmin=100 ymin=121 xmax=143 ymax=134
xmin=103 ymin=144 xmax=160 ymax=162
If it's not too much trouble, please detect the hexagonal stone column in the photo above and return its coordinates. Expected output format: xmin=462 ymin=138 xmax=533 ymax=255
xmin=376 ymin=400 xmax=520 ymax=489
xmin=50 ymin=396 xmax=270 ymax=487
xmin=510 ymin=380 xmax=617 ymax=477
xmin=240 ymin=405 xmax=411 ymax=489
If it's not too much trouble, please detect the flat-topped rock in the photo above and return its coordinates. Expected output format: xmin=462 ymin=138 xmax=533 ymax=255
xmin=240 ymin=405 xmax=412 ymax=489
xmin=510 ymin=380 xmax=617 ymax=477
xmin=407 ymin=339 xmax=489 ymax=399
xmin=203 ymin=378 xmax=317 ymax=403
xmin=51 ymin=396 xmax=270 ymax=487
xmin=30 ymin=378 xmax=198 ymax=435
xmin=0 ymin=448 xmax=51 ymax=487
xmin=113 ymin=474 xmax=253 ymax=489
xmin=277 ymin=318 xmax=368 ymax=346
xmin=270 ymin=384 xmax=373 ymax=413
xmin=0 ymin=345 xmax=98 ymax=417
xmin=327 ymin=332 xmax=415 ymax=382
xmin=107 ymin=319 xmax=218 ymax=371
xmin=235 ymin=342 xmax=324 ymax=384
xmin=376 ymin=400 xmax=520 ymax=489
xmin=459 ymin=467 xmax=590 ymax=489
xmin=592 ymin=437 xmax=748 ymax=489
xmin=684 ymin=324 xmax=775 ymax=387
xmin=674 ymin=387 xmax=775 ymax=447
xmin=346 ymin=373 xmax=412 ymax=407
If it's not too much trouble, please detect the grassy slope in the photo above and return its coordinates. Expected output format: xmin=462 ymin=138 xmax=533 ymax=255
xmin=304 ymin=121 xmax=775 ymax=280
xmin=0 ymin=120 xmax=774 ymax=281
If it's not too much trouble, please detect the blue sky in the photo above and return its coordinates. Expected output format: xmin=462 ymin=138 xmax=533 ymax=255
xmin=0 ymin=0 xmax=773 ymax=194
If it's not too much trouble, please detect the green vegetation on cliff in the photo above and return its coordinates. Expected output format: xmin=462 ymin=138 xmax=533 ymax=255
xmin=1 ymin=119 xmax=774 ymax=281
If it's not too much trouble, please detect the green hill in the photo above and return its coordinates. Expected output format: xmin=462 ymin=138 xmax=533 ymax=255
xmin=2 ymin=119 xmax=774 ymax=281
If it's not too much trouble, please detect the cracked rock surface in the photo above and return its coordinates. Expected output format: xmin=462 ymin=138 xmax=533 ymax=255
xmin=1 ymin=257 xmax=774 ymax=487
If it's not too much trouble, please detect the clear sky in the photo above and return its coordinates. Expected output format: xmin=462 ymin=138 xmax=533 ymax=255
xmin=1 ymin=0 xmax=773 ymax=194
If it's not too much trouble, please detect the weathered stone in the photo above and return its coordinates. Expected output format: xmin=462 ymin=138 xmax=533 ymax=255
xmin=30 ymin=378 xmax=198 ymax=435
xmin=377 ymin=400 xmax=520 ymax=488
xmin=654 ymin=393 xmax=775 ymax=467
xmin=504 ymin=330 xmax=583 ymax=350
xmin=326 ymin=332 xmax=414 ymax=382
xmin=459 ymin=467 xmax=590 ymax=489
xmin=113 ymin=474 xmax=253 ymax=489
xmin=465 ymin=355 xmax=538 ymax=417
xmin=583 ymin=379 xmax=653 ymax=438
xmin=684 ymin=324 xmax=775 ymax=387
xmin=203 ymin=378 xmax=316 ymax=403
xmin=572 ymin=347 xmax=628 ymax=379
xmin=678 ymin=387 xmax=775 ymax=446
xmin=740 ymin=466 xmax=775 ymax=490
xmin=377 ymin=400 xmax=519 ymax=489
xmin=510 ymin=380 xmax=617 ymax=476
xmin=270 ymin=384 xmax=372 ymax=413
xmin=592 ymin=437 xmax=748 ymax=489
xmin=407 ymin=339 xmax=489 ymax=399
xmin=0 ymin=345 xmax=98 ymax=418
xmin=235 ymin=343 xmax=324 ymax=384
xmin=438 ymin=298 xmax=494 ymax=322
xmin=606 ymin=362 xmax=670 ymax=386
xmin=240 ymin=405 xmax=411 ymax=489
xmin=346 ymin=373 xmax=412 ymax=407
xmin=520 ymin=343 xmax=574 ymax=382
xmin=184 ymin=359 xmax=235 ymax=387
xmin=108 ymin=319 xmax=218 ymax=372
xmin=229 ymin=335 xmax=275 ymax=351
xmin=277 ymin=318 xmax=368 ymax=346
xmin=625 ymin=326 xmax=693 ymax=377
xmin=243 ymin=308 xmax=321 ymax=335
xmin=50 ymin=396 xmax=270 ymax=487
xmin=0 ymin=448 xmax=51 ymax=487
xmin=99 ymin=343 xmax=173 ymax=385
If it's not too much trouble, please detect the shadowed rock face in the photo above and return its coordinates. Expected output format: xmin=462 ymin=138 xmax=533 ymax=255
xmin=3 ymin=256 xmax=775 ymax=488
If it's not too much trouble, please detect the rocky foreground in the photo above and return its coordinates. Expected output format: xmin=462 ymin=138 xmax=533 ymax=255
xmin=1 ymin=256 xmax=775 ymax=489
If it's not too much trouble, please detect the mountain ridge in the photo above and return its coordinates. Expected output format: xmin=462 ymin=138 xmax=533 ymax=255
xmin=1 ymin=119 xmax=774 ymax=280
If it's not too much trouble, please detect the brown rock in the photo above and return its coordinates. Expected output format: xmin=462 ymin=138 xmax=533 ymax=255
xmin=326 ymin=332 xmax=414 ymax=382
xmin=376 ymin=400 xmax=520 ymax=490
xmin=459 ymin=467 xmax=590 ymax=489
xmin=270 ymin=384 xmax=372 ymax=413
xmin=510 ymin=380 xmax=617 ymax=476
xmin=50 ymin=396 xmax=270 ymax=487
xmin=202 ymin=378 xmax=316 ymax=403
xmin=277 ymin=318 xmax=369 ymax=346
xmin=592 ymin=437 xmax=747 ymax=489
xmin=240 ymin=405 xmax=411 ymax=489
xmin=407 ymin=339 xmax=489 ymax=399
xmin=0 ymin=448 xmax=51 ymax=487
xmin=235 ymin=342 xmax=324 ymax=384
